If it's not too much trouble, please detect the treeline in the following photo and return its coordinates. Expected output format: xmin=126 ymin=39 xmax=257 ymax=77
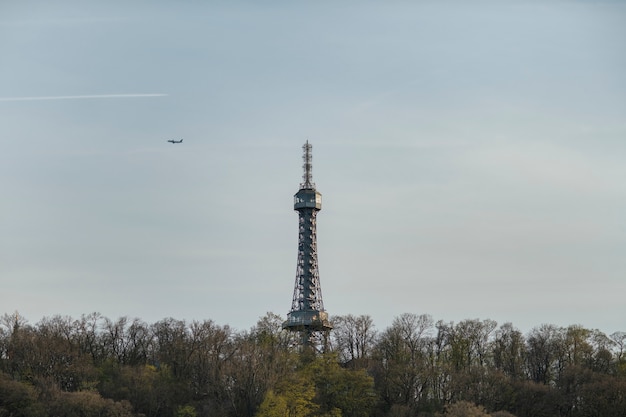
xmin=0 ymin=312 xmax=625 ymax=417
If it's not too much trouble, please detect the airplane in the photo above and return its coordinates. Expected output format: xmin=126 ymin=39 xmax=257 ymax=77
xmin=167 ymin=139 xmax=183 ymax=144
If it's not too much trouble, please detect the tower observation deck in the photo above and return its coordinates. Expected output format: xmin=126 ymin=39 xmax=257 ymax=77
xmin=283 ymin=141 xmax=332 ymax=349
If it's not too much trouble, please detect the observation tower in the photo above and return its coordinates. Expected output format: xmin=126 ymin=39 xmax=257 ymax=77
xmin=283 ymin=141 xmax=332 ymax=350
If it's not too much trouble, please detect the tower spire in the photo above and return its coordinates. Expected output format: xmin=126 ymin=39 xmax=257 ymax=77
xmin=283 ymin=141 xmax=331 ymax=351
xmin=301 ymin=140 xmax=315 ymax=189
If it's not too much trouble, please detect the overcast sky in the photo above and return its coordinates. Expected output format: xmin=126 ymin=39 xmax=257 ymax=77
xmin=1 ymin=0 xmax=624 ymax=335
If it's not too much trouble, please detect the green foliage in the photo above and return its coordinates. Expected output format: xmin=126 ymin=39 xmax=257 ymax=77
xmin=256 ymin=389 xmax=289 ymax=417
xmin=0 ymin=311 xmax=625 ymax=417
xmin=255 ymin=354 xmax=376 ymax=417
xmin=280 ymin=371 xmax=320 ymax=417
xmin=176 ymin=405 xmax=198 ymax=417
xmin=98 ymin=362 xmax=176 ymax=416
xmin=0 ymin=372 xmax=46 ymax=417
xmin=305 ymin=354 xmax=376 ymax=417
xmin=47 ymin=390 xmax=134 ymax=417
xmin=256 ymin=375 xmax=318 ymax=417
xmin=439 ymin=401 xmax=490 ymax=417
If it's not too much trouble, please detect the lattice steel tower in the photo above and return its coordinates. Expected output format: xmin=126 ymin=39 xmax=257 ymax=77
xmin=283 ymin=141 xmax=332 ymax=350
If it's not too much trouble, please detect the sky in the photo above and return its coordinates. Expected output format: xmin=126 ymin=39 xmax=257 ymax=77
xmin=1 ymin=0 xmax=625 ymax=335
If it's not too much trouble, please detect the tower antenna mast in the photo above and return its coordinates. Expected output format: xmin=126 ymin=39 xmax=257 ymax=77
xmin=301 ymin=140 xmax=315 ymax=189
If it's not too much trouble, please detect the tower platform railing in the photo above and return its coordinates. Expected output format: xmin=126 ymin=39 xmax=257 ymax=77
xmin=282 ymin=310 xmax=331 ymax=331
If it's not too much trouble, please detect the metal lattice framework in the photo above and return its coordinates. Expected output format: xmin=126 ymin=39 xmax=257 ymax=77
xmin=300 ymin=141 xmax=315 ymax=189
xmin=291 ymin=208 xmax=323 ymax=312
xmin=283 ymin=141 xmax=331 ymax=350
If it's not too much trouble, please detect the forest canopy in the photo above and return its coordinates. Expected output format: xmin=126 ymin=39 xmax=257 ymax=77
xmin=0 ymin=311 xmax=624 ymax=417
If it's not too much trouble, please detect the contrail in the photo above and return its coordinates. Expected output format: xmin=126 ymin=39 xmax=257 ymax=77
xmin=0 ymin=93 xmax=168 ymax=102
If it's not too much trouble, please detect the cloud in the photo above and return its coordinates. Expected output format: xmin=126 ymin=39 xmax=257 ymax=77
xmin=0 ymin=94 xmax=168 ymax=102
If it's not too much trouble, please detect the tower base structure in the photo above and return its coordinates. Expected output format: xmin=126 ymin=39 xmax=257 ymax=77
xmin=282 ymin=310 xmax=332 ymax=351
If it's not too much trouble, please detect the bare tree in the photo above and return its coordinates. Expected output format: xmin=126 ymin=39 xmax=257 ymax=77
xmin=332 ymin=314 xmax=377 ymax=366
xmin=493 ymin=323 xmax=525 ymax=380
xmin=373 ymin=313 xmax=434 ymax=412
xmin=525 ymin=324 xmax=563 ymax=384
